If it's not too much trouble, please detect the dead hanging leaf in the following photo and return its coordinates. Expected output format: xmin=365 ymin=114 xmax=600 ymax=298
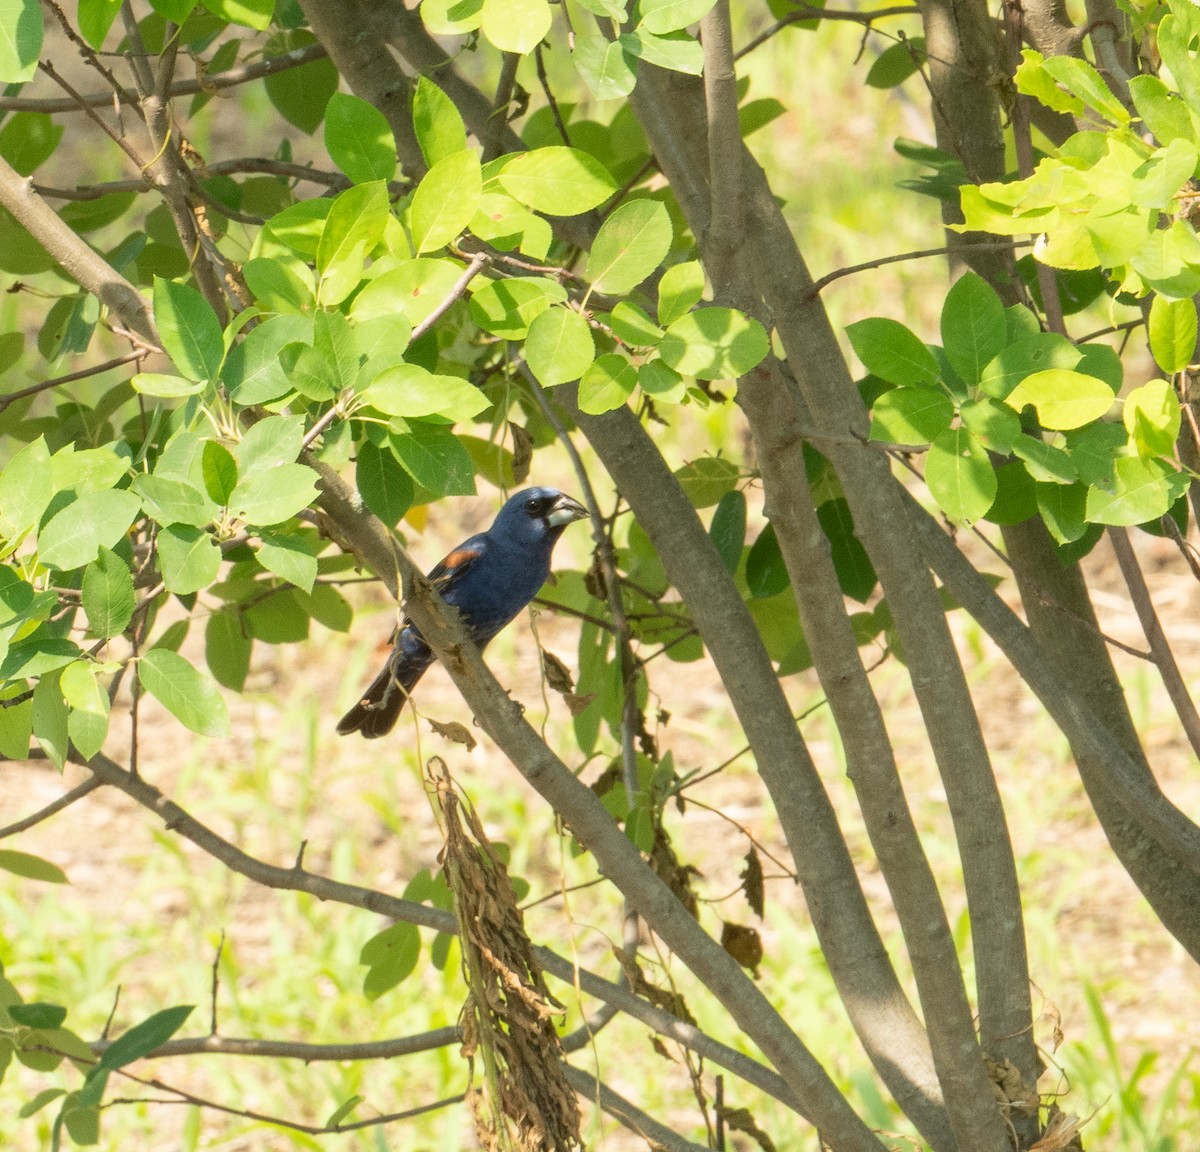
xmin=649 ymin=823 xmax=701 ymax=918
xmin=429 ymin=718 xmax=477 ymax=751
xmin=721 ymin=921 xmax=764 ymax=978
xmin=509 ymin=422 xmax=534 ymax=485
xmin=740 ymin=845 xmax=765 ymax=919
xmin=1030 ymin=1106 xmax=1087 ymax=1151
xmin=435 ymin=770 xmax=582 ymax=1152
xmin=561 ymin=692 xmax=596 ymax=717
xmin=590 ymin=761 xmax=622 ymax=799
xmin=541 ymin=649 xmax=596 ymax=716
xmin=540 ymin=650 xmax=575 ymax=694
xmin=716 ymin=1104 xmax=778 ymax=1152
xmin=986 ymin=1057 xmax=1038 ymax=1114
xmin=583 ymin=552 xmax=607 ymax=601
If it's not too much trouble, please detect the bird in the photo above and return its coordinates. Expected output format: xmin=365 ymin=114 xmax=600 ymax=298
xmin=337 ymin=487 xmax=588 ymax=738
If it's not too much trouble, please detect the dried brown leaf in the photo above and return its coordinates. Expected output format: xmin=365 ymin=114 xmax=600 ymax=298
xmin=720 ymin=921 xmax=764 ymax=977
xmin=540 ymin=650 xmax=575 ymax=694
xmin=740 ymin=844 xmax=765 ymax=918
xmin=509 ymin=422 xmax=533 ymax=485
xmin=716 ymin=1104 xmax=778 ymax=1152
xmin=429 ymin=718 xmax=477 ymax=751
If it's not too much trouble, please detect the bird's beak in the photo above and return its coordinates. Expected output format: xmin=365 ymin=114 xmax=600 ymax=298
xmin=547 ymin=493 xmax=588 ymax=527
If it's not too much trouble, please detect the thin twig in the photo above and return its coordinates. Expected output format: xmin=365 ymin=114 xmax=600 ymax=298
xmin=0 ymin=351 xmax=144 ymax=413
xmin=737 ymin=5 xmax=920 ymax=58
xmin=409 ymin=251 xmax=490 ymax=342
xmin=1107 ymin=526 xmax=1200 ymax=758
xmin=0 ymin=776 xmax=102 ymax=840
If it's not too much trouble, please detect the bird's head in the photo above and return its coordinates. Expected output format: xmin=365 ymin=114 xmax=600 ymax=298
xmin=492 ymin=487 xmax=588 ymax=547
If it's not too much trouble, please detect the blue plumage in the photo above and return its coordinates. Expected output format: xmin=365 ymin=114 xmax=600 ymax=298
xmin=337 ymin=487 xmax=587 ymax=738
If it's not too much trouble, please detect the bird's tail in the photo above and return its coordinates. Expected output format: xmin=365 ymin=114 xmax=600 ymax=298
xmin=337 ymin=633 xmax=432 ymax=739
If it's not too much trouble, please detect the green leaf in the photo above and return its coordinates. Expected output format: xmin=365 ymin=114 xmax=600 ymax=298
xmin=413 ymin=76 xmax=467 ymax=166
xmin=586 ymin=199 xmax=672 ymax=294
xmin=0 ymin=636 xmax=81 ymax=681
xmin=157 ymin=524 xmax=221 ymax=595
xmin=1042 ymin=54 xmax=1130 ymax=124
xmin=0 ymin=435 xmax=51 ymax=537
xmin=326 ymin=1096 xmax=365 ymax=1129
xmin=0 ymin=850 xmax=67 ymax=884
xmin=0 ymin=111 xmax=63 ymax=175
xmin=1086 ymin=456 xmax=1188 ymax=526
xmin=388 ymin=427 xmax=476 ymax=496
xmin=1129 ymin=75 xmax=1196 ymax=147
xmin=9 ymin=1001 xmax=67 ymax=1028
xmin=817 ymin=498 xmax=877 ymax=602
xmin=31 ymin=673 xmax=67 ymax=770
xmin=1015 ymin=48 xmax=1084 ymax=115
xmin=959 ymin=397 xmax=1021 ymax=454
xmin=1063 ymin=421 xmax=1126 ymax=485
xmin=152 ymin=278 xmax=224 ymax=383
xmin=18 ymin=1088 xmax=66 ymax=1119
xmin=38 ymin=490 xmax=141 ymax=572
xmin=90 ymin=1004 xmax=194 ymax=1089
xmin=81 ymin=548 xmax=134 ymax=639
xmin=674 ymin=456 xmax=738 ymax=507
xmin=746 ymin=523 xmax=789 ymax=598
xmin=204 ymin=611 xmax=251 ymax=694
xmin=846 ymin=317 xmax=939 ymax=386
xmin=1037 ymin=481 xmax=1089 ymax=543
xmin=572 ymin=31 xmax=638 ymax=101
xmin=480 ymin=0 xmax=551 ymax=54
xmin=865 ymin=39 xmax=926 ymax=89
xmin=1123 ymin=379 xmax=1181 ymax=456
xmin=236 ymin=415 xmax=304 ymax=476
xmin=657 ymin=260 xmax=705 ymax=326
xmin=639 ymin=0 xmax=716 ymax=34
xmin=619 ymin=27 xmax=704 ymax=75
xmin=985 ymin=460 xmax=1038 ymax=524
xmin=525 ymin=306 xmax=595 ymax=386
xmin=1012 ymin=432 xmax=1078 ymax=484
xmin=1005 ymin=368 xmax=1115 ymax=430
xmin=709 ymin=489 xmax=746 ymax=573
xmin=199 ymin=0 xmax=273 ymax=30
xmin=324 ymin=92 xmax=397 ymax=185
xmin=469 ymin=276 xmax=565 ymax=337
xmin=498 ymin=147 xmax=617 ymax=215
xmin=133 ymin=474 xmax=217 ymax=528
xmin=0 ymin=0 xmax=42 ymax=84
xmin=940 ymin=271 xmax=1006 ymax=386
xmin=1147 ymin=294 xmax=1197 ymax=375
xmin=1131 ymin=138 xmax=1198 ymax=208
xmin=315 ymin=181 xmax=390 ymax=307
xmin=264 ymin=30 xmax=338 ymax=134
xmin=979 ymin=331 xmax=1081 ymax=400
xmin=578 ymin=353 xmax=638 ymax=413
xmin=61 ymin=660 xmax=109 ymax=760
xmin=130 ymin=372 xmax=205 ymax=399
xmin=360 ymin=921 xmax=421 ymax=1000
xmin=354 ymin=439 xmax=415 ymax=528
xmin=350 ymin=258 xmax=464 ymax=326
xmin=256 ymin=532 xmax=319 ymax=593
xmin=77 ymin=0 xmax=121 ymax=48
xmin=222 ymin=314 xmax=313 ymax=404
xmin=868 ymin=386 xmax=954 ymax=446
xmin=139 ymin=649 xmax=229 ymax=737
xmin=361 ymin=363 xmax=490 ymax=420
xmin=242 ymin=257 xmax=315 ymax=314
xmin=610 ymin=300 xmax=664 ymax=346
xmin=229 ymin=464 xmax=319 ymax=527
xmin=421 ymin=0 xmax=483 ymax=35
xmin=61 ymin=1095 xmax=100 ymax=1145
xmin=925 ymin=427 xmax=997 ymax=522
xmin=201 ymin=440 xmax=239 ymax=505
xmin=659 ymin=306 xmax=768 ymax=381
xmin=411 ymin=150 xmax=483 ymax=254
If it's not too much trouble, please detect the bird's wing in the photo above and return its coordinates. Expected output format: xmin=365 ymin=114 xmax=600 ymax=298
xmin=423 ymin=536 xmax=488 ymax=604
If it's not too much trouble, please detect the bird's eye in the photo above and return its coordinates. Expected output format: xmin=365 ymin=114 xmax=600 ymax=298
xmin=525 ymin=497 xmax=546 ymax=515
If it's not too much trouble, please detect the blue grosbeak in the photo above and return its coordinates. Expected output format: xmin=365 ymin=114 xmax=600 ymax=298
xmin=337 ymin=487 xmax=588 ymax=738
